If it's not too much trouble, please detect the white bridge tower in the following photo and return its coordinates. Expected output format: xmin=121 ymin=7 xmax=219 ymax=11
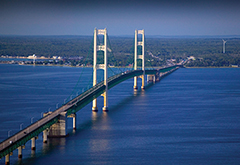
xmin=92 ymin=28 xmax=108 ymax=112
xmin=134 ymin=29 xmax=145 ymax=90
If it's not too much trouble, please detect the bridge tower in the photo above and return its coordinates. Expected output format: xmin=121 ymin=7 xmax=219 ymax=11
xmin=134 ymin=29 xmax=145 ymax=90
xmin=92 ymin=28 xmax=108 ymax=112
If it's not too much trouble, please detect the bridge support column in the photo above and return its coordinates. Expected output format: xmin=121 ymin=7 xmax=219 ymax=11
xmin=18 ymin=146 xmax=23 ymax=158
xmin=73 ymin=114 xmax=76 ymax=130
xmin=31 ymin=137 xmax=36 ymax=150
xmin=5 ymin=154 xmax=10 ymax=165
xmin=68 ymin=113 xmax=77 ymax=130
xmin=48 ymin=112 xmax=68 ymax=137
xmin=43 ymin=112 xmax=51 ymax=142
xmin=43 ymin=129 xmax=48 ymax=143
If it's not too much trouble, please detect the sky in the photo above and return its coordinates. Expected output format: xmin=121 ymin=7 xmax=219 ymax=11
xmin=0 ymin=0 xmax=240 ymax=36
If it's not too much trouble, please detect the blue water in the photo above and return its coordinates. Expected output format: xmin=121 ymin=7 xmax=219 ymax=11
xmin=0 ymin=65 xmax=240 ymax=164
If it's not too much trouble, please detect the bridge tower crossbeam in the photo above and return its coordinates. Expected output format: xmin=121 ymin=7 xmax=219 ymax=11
xmin=92 ymin=28 xmax=108 ymax=112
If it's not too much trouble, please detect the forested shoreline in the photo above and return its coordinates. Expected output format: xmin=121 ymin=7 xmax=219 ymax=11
xmin=0 ymin=35 xmax=239 ymax=67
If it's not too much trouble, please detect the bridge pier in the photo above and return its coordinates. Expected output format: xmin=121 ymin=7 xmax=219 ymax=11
xmin=48 ymin=111 xmax=68 ymax=137
xmin=73 ymin=114 xmax=76 ymax=130
xmin=31 ymin=137 xmax=36 ymax=150
xmin=43 ymin=129 xmax=48 ymax=143
xmin=68 ymin=113 xmax=77 ymax=130
xmin=18 ymin=146 xmax=23 ymax=158
xmin=147 ymin=75 xmax=156 ymax=83
xmin=92 ymin=103 xmax=98 ymax=112
xmin=102 ymin=106 xmax=108 ymax=112
xmin=160 ymin=72 xmax=164 ymax=78
xmin=5 ymin=154 xmax=9 ymax=165
xmin=43 ymin=112 xmax=51 ymax=143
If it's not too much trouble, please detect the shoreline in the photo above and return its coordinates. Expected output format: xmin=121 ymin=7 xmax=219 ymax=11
xmin=0 ymin=62 xmax=239 ymax=69
xmin=184 ymin=66 xmax=239 ymax=68
xmin=0 ymin=62 xmax=135 ymax=68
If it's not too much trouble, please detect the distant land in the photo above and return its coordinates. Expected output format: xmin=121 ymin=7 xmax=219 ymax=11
xmin=0 ymin=35 xmax=239 ymax=67
xmin=145 ymin=35 xmax=240 ymax=39
xmin=1 ymin=34 xmax=240 ymax=38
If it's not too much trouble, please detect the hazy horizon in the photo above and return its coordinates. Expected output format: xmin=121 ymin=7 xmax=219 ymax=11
xmin=1 ymin=34 xmax=240 ymax=39
xmin=1 ymin=0 xmax=240 ymax=36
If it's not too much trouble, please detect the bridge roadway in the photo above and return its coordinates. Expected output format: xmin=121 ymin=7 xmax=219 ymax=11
xmin=0 ymin=66 xmax=179 ymax=159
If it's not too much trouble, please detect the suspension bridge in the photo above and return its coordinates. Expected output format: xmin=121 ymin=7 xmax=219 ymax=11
xmin=0 ymin=28 xmax=182 ymax=164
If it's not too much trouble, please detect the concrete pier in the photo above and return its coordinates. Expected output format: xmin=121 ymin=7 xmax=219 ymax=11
xmin=73 ymin=114 xmax=76 ymax=130
xmin=102 ymin=106 xmax=108 ymax=112
xmin=5 ymin=154 xmax=9 ymax=165
xmin=31 ymin=137 xmax=36 ymax=150
xmin=68 ymin=113 xmax=77 ymax=130
xmin=42 ymin=112 xmax=51 ymax=143
xmin=48 ymin=112 xmax=68 ymax=137
xmin=43 ymin=129 xmax=48 ymax=143
xmin=18 ymin=146 xmax=22 ymax=158
xmin=147 ymin=75 xmax=156 ymax=83
xmin=92 ymin=105 xmax=98 ymax=112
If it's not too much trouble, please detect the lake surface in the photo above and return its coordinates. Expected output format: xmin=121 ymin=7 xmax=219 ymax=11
xmin=0 ymin=64 xmax=240 ymax=165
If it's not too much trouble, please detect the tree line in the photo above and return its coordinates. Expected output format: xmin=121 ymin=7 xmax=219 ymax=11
xmin=0 ymin=35 xmax=239 ymax=67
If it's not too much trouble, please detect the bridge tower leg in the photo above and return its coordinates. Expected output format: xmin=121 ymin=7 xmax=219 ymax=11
xmin=133 ymin=30 xmax=138 ymax=90
xmin=102 ymin=28 xmax=108 ymax=112
xmin=134 ymin=29 xmax=145 ymax=90
xmin=92 ymin=28 xmax=108 ymax=112
xmin=92 ymin=28 xmax=98 ymax=112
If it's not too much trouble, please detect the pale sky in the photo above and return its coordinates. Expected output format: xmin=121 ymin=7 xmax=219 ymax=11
xmin=0 ymin=0 xmax=240 ymax=36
